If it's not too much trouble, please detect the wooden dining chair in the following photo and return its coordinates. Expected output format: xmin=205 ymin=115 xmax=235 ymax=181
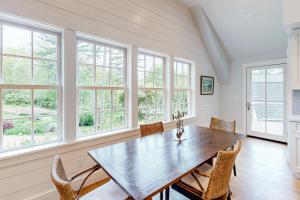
xmin=172 ymin=140 xmax=242 ymax=200
xmin=209 ymin=117 xmax=237 ymax=176
xmin=51 ymin=156 xmax=129 ymax=200
xmin=140 ymin=121 xmax=164 ymax=137
xmin=210 ymin=117 xmax=236 ymax=134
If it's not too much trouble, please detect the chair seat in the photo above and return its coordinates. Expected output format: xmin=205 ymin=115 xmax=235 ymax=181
xmin=181 ymin=163 xmax=213 ymax=192
xmin=81 ymin=180 xmax=128 ymax=200
xmin=196 ymin=163 xmax=213 ymax=176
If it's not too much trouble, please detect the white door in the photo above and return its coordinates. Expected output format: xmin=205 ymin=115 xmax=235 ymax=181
xmin=246 ymin=64 xmax=286 ymax=142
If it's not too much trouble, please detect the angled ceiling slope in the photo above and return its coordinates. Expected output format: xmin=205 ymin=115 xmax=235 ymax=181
xmin=180 ymin=0 xmax=287 ymax=62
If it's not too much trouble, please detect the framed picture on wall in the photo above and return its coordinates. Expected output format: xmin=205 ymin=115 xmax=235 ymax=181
xmin=200 ymin=76 xmax=214 ymax=95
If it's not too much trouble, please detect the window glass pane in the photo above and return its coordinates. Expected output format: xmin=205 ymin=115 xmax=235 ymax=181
xmin=173 ymin=90 xmax=189 ymax=115
xmin=183 ymin=64 xmax=190 ymax=76
xmin=111 ymin=68 xmax=124 ymax=87
xmin=96 ymin=110 xmax=111 ymax=132
xmin=34 ymin=116 xmax=57 ymax=145
xmin=79 ymin=112 xmax=95 ymax=137
xmin=138 ymin=90 xmax=159 ymax=124
xmin=176 ymin=62 xmax=183 ymax=75
xmin=97 ymin=90 xmax=111 ymax=110
xmin=251 ymin=102 xmax=265 ymax=133
xmin=146 ymin=56 xmax=154 ymax=72
xmin=113 ymin=90 xmax=125 ymax=110
xmin=34 ymin=90 xmax=57 ymax=116
xmin=79 ymin=64 xmax=94 ymax=86
xmin=112 ymin=110 xmax=125 ymax=129
xmin=3 ymin=118 xmax=33 ymax=150
xmin=138 ymin=54 xmax=145 ymax=70
xmin=145 ymin=72 xmax=154 ymax=88
xmin=96 ymin=67 xmax=109 ymax=86
xmin=33 ymin=32 xmax=57 ymax=60
xmin=154 ymin=58 xmax=163 ymax=74
xmin=182 ymin=77 xmax=189 ymax=89
xmin=3 ymin=90 xmax=32 ymax=119
xmin=3 ymin=25 xmax=31 ymax=57
xmin=34 ymin=60 xmax=57 ymax=85
xmin=3 ymin=56 xmax=31 ymax=84
xmin=154 ymin=73 xmax=163 ymax=88
xmin=138 ymin=71 xmax=145 ymax=88
xmin=111 ymin=48 xmax=124 ymax=65
xmin=78 ymin=41 xmax=93 ymax=65
xmin=80 ymin=90 xmax=94 ymax=112
xmin=96 ymin=45 xmax=109 ymax=66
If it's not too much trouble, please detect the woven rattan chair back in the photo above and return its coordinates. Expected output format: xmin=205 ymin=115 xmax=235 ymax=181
xmin=209 ymin=117 xmax=236 ymax=134
xmin=204 ymin=140 xmax=242 ymax=200
xmin=140 ymin=121 xmax=164 ymax=137
xmin=51 ymin=156 xmax=77 ymax=200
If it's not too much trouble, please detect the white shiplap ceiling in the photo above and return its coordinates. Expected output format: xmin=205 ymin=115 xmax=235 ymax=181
xmin=180 ymin=0 xmax=287 ymax=61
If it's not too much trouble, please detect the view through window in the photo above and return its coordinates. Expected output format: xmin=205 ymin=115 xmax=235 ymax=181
xmin=0 ymin=23 xmax=60 ymax=151
xmin=173 ymin=60 xmax=191 ymax=116
xmin=138 ymin=53 xmax=164 ymax=124
xmin=77 ymin=39 xmax=126 ymax=137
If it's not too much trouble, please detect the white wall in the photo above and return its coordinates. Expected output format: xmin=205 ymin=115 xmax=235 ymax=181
xmin=220 ymin=61 xmax=244 ymax=132
xmin=0 ymin=0 xmax=220 ymax=199
xmin=284 ymin=0 xmax=300 ymax=28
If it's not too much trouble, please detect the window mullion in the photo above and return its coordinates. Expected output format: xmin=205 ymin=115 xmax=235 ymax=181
xmin=31 ymin=89 xmax=34 ymax=142
xmin=128 ymin=46 xmax=138 ymax=128
xmin=63 ymin=29 xmax=77 ymax=142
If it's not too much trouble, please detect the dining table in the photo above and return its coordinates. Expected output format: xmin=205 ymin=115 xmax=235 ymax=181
xmin=88 ymin=125 xmax=243 ymax=200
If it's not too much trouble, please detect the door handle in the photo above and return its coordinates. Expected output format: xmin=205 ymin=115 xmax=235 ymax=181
xmin=247 ymin=102 xmax=251 ymax=111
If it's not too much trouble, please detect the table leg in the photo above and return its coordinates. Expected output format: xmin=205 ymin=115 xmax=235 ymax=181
xmin=165 ymin=187 xmax=170 ymax=200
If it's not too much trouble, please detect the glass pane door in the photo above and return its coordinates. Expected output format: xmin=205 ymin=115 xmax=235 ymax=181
xmin=247 ymin=64 xmax=285 ymax=141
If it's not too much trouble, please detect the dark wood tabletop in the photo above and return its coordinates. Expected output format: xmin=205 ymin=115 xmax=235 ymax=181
xmin=88 ymin=125 xmax=242 ymax=200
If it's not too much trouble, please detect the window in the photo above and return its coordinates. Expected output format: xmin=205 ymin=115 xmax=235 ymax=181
xmin=0 ymin=22 xmax=61 ymax=151
xmin=77 ymin=38 xmax=126 ymax=137
xmin=138 ymin=53 xmax=164 ymax=124
xmin=173 ymin=60 xmax=191 ymax=115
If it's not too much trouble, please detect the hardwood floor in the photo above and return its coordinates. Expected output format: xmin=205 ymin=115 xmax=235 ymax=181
xmin=85 ymin=138 xmax=300 ymax=200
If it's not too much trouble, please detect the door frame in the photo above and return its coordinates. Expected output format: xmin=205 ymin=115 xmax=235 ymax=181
xmin=242 ymin=58 xmax=287 ymax=142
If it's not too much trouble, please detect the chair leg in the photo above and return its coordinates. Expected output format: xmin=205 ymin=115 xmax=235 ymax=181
xmin=227 ymin=188 xmax=231 ymax=200
xmin=165 ymin=187 xmax=170 ymax=200
xmin=233 ymin=164 xmax=237 ymax=176
xmin=160 ymin=191 xmax=163 ymax=200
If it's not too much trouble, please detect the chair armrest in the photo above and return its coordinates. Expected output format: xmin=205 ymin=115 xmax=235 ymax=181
xmin=69 ymin=165 xmax=100 ymax=182
xmin=68 ymin=165 xmax=101 ymax=196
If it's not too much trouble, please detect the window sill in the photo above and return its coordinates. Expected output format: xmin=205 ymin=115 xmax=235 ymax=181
xmin=0 ymin=116 xmax=199 ymax=168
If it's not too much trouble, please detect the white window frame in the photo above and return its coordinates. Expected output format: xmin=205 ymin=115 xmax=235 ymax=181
xmin=0 ymin=20 xmax=62 ymax=152
xmin=173 ymin=59 xmax=192 ymax=116
xmin=137 ymin=50 xmax=166 ymax=124
xmin=76 ymin=36 xmax=128 ymax=137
